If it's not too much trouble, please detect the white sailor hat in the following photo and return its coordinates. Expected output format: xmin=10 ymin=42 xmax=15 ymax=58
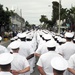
xmin=58 ymin=38 xmax=66 ymax=43
xmin=57 ymin=36 xmax=61 ymax=41
xmin=17 ymin=33 xmax=22 ymax=37
xmin=26 ymin=34 xmax=32 ymax=39
xmin=51 ymin=57 xmax=68 ymax=71
xmin=18 ymin=33 xmax=26 ymax=38
xmin=8 ymin=40 xmax=20 ymax=49
xmin=55 ymin=36 xmax=59 ymax=39
xmin=46 ymin=40 xmax=56 ymax=47
xmin=0 ymin=53 xmax=13 ymax=65
xmin=73 ymin=38 xmax=75 ymax=41
xmin=10 ymin=36 xmax=18 ymax=41
xmin=0 ymin=36 xmax=2 ymax=41
xmin=43 ymin=34 xmax=52 ymax=40
xmin=14 ymin=36 xmax=18 ymax=40
xmin=10 ymin=37 xmax=15 ymax=41
xmin=65 ymin=32 xmax=74 ymax=38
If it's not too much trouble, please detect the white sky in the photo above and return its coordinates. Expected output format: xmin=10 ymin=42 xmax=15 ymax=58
xmin=0 ymin=0 xmax=75 ymax=25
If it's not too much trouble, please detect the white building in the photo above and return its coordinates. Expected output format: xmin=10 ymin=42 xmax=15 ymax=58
xmin=10 ymin=13 xmax=25 ymax=32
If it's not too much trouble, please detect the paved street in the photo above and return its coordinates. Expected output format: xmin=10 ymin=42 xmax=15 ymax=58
xmin=1 ymin=40 xmax=10 ymax=47
xmin=31 ymin=66 xmax=40 ymax=75
xmin=31 ymin=57 xmax=40 ymax=75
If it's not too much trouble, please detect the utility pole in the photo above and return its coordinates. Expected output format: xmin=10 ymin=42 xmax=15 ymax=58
xmin=58 ymin=0 xmax=61 ymax=33
xmin=20 ymin=9 xmax=22 ymax=31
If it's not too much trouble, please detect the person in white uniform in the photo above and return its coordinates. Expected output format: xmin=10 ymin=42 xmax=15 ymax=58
xmin=18 ymin=33 xmax=35 ymax=73
xmin=68 ymin=53 xmax=75 ymax=75
xmin=26 ymin=33 xmax=36 ymax=69
xmin=51 ymin=57 xmax=68 ymax=75
xmin=35 ymin=38 xmax=58 ymax=57
xmin=36 ymin=30 xmax=44 ymax=47
xmin=37 ymin=40 xmax=62 ymax=75
xmin=0 ymin=36 xmax=8 ymax=54
xmin=0 ymin=45 xmax=8 ymax=54
xmin=0 ymin=36 xmax=2 ymax=42
xmin=8 ymin=40 xmax=30 ymax=75
xmin=38 ymin=34 xmax=52 ymax=48
xmin=55 ymin=32 xmax=75 ymax=60
xmin=55 ymin=32 xmax=75 ymax=75
xmin=0 ymin=53 xmax=13 ymax=75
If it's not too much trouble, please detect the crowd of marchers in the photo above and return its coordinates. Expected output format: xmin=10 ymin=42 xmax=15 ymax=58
xmin=0 ymin=29 xmax=75 ymax=75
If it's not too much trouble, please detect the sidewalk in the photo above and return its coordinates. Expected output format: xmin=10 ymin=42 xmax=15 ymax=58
xmin=1 ymin=41 xmax=6 ymax=44
xmin=0 ymin=40 xmax=10 ymax=47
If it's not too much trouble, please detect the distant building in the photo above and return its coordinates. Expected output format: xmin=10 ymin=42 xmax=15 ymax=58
xmin=10 ymin=13 xmax=25 ymax=32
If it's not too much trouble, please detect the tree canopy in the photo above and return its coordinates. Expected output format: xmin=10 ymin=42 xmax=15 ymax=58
xmin=0 ymin=4 xmax=11 ymax=32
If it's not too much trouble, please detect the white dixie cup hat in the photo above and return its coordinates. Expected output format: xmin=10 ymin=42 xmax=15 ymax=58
xmin=51 ymin=57 xmax=68 ymax=71
xmin=0 ymin=53 xmax=13 ymax=65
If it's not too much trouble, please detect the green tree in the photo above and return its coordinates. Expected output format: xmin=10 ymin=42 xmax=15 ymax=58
xmin=60 ymin=8 xmax=67 ymax=20
xmin=25 ymin=21 xmax=31 ymax=30
xmin=39 ymin=15 xmax=54 ymax=29
xmin=4 ymin=7 xmax=11 ymax=31
xmin=60 ymin=7 xmax=75 ymax=31
xmin=0 ymin=4 xmax=11 ymax=35
xmin=52 ymin=1 xmax=59 ymax=25
xmin=39 ymin=15 xmax=48 ymax=29
xmin=47 ymin=20 xmax=53 ymax=27
xmin=39 ymin=15 xmax=48 ymax=24
xmin=0 ymin=4 xmax=5 ymax=27
xmin=68 ymin=7 xmax=75 ymax=31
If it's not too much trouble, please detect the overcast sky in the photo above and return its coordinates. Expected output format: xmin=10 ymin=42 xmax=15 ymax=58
xmin=0 ymin=0 xmax=75 ymax=25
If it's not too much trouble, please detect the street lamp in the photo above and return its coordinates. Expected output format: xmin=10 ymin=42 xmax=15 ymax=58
xmin=20 ymin=9 xmax=22 ymax=31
